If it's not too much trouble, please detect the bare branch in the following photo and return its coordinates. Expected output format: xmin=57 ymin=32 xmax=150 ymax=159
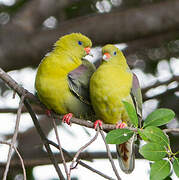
xmin=48 ymin=139 xmax=116 ymax=180
xmin=69 ymin=127 xmax=99 ymax=178
xmin=51 ymin=117 xmax=69 ymax=178
xmin=3 ymin=95 xmax=25 ymax=180
xmin=77 ymin=160 xmax=115 ymax=180
xmin=24 ymin=99 xmax=65 ymax=180
xmin=100 ymin=129 xmax=121 ymax=180
xmin=163 ymin=128 xmax=179 ymax=134
xmin=0 ymin=150 xmax=117 ymax=166
xmin=0 ymin=105 xmax=44 ymax=114
xmin=0 ymin=141 xmax=26 ymax=180
xmin=0 ymin=68 xmax=37 ymax=102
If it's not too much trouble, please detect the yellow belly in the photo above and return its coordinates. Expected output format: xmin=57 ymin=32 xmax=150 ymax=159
xmin=35 ymin=52 xmax=81 ymax=115
xmin=36 ymin=75 xmax=70 ymax=114
xmin=90 ymin=65 xmax=133 ymax=124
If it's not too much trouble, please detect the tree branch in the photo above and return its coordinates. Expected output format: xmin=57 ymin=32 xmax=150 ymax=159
xmin=3 ymin=95 xmax=25 ymax=180
xmin=0 ymin=151 xmax=117 ymax=167
xmin=69 ymin=127 xmax=99 ymax=177
xmin=1 ymin=0 xmax=179 ymax=71
xmin=100 ymin=129 xmax=121 ymax=180
xmin=23 ymin=99 xmax=65 ymax=180
xmin=0 ymin=105 xmax=44 ymax=114
xmin=0 ymin=141 xmax=26 ymax=180
xmin=51 ymin=117 xmax=69 ymax=178
xmin=77 ymin=161 xmax=115 ymax=180
xmin=0 ymin=68 xmax=37 ymax=102
xmin=48 ymin=138 xmax=116 ymax=180
xmin=163 ymin=128 xmax=179 ymax=134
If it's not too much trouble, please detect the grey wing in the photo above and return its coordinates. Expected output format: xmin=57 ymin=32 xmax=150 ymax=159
xmin=131 ymin=73 xmax=143 ymax=127
xmin=68 ymin=60 xmax=96 ymax=105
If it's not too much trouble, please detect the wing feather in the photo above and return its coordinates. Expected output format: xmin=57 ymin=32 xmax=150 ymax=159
xmin=68 ymin=60 xmax=96 ymax=105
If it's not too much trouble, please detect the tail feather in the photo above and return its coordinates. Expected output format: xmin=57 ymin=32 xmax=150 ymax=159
xmin=116 ymin=134 xmax=135 ymax=174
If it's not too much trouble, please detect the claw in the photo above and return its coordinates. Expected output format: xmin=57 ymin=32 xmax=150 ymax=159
xmin=116 ymin=122 xmax=127 ymax=129
xmin=116 ymin=122 xmax=120 ymax=129
xmin=119 ymin=122 xmax=127 ymax=129
xmin=62 ymin=113 xmax=73 ymax=125
xmin=94 ymin=120 xmax=103 ymax=129
xmin=45 ymin=109 xmax=51 ymax=117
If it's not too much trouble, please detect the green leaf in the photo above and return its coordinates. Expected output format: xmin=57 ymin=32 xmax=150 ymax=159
xmin=143 ymin=108 xmax=175 ymax=128
xmin=143 ymin=126 xmax=169 ymax=147
xmin=173 ymin=158 xmax=179 ymax=177
xmin=150 ymin=160 xmax=171 ymax=180
xmin=105 ymin=129 xmax=134 ymax=144
xmin=122 ymin=101 xmax=138 ymax=127
xmin=139 ymin=142 xmax=167 ymax=161
xmin=138 ymin=129 xmax=149 ymax=141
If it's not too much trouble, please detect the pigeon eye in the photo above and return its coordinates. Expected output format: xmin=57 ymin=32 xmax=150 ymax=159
xmin=113 ymin=51 xmax=117 ymax=55
xmin=78 ymin=41 xmax=82 ymax=45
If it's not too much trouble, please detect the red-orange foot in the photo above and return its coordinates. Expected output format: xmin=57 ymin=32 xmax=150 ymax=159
xmin=94 ymin=120 xmax=103 ymax=129
xmin=62 ymin=113 xmax=73 ymax=125
xmin=116 ymin=122 xmax=127 ymax=129
xmin=45 ymin=109 xmax=51 ymax=117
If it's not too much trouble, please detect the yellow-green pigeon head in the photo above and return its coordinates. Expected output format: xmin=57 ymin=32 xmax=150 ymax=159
xmin=54 ymin=33 xmax=92 ymax=58
xmin=102 ymin=44 xmax=127 ymax=67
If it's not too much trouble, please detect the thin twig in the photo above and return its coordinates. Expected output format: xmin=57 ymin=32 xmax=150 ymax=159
xmin=0 ymin=151 xmax=117 ymax=168
xmin=70 ymin=128 xmax=99 ymax=168
xmin=23 ymin=99 xmax=65 ymax=180
xmin=78 ymin=160 xmax=115 ymax=180
xmin=3 ymin=95 xmax=25 ymax=180
xmin=0 ymin=68 xmax=37 ymax=102
xmin=163 ymin=128 xmax=179 ymax=133
xmin=0 ymin=105 xmax=44 ymax=114
xmin=51 ymin=117 xmax=69 ymax=178
xmin=100 ymin=129 xmax=121 ymax=180
xmin=48 ymin=139 xmax=115 ymax=180
xmin=0 ymin=141 xmax=26 ymax=180
xmin=69 ymin=127 xmax=99 ymax=178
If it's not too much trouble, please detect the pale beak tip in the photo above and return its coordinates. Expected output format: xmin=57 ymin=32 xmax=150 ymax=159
xmin=102 ymin=54 xmax=108 ymax=61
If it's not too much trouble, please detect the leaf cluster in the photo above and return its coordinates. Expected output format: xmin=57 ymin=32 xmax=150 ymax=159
xmin=105 ymin=101 xmax=178 ymax=180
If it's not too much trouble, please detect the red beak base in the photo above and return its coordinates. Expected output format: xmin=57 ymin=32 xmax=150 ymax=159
xmin=84 ymin=47 xmax=91 ymax=55
xmin=103 ymin=53 xmax=111 ymax=61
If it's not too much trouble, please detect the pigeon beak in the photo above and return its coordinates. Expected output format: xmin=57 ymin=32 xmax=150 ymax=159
xmin=102 ymin=53 xmax=111 ymax=61
xmin=84 ymin=47 xmax=93 ymax=57
xmin=84 ymin=47 xmax=91 ymax=55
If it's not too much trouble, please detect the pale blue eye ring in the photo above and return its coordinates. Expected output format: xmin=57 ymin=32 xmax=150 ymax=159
xmin=78 ymin=41 xmax=82 ymax=45
xmin=114 ymin=51 xmax=117 ymax=55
